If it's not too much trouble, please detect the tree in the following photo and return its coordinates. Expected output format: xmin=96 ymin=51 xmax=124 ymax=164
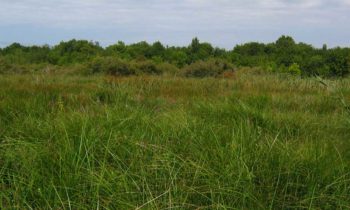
xmin=276 ymin=35 xmax=296 ymax=49
xmin=323 ymin=44 xmax=327 ymax=51
xmin=50 ymin=40 xmax=102 ymax=65
xmin=325 ymin=48 xmax=349 ymax=77
xmin=188 ymin=38 xmax=214 ymax=63
xmin=275 ymin=36 xmax=297 ymax=67
xmin=234 ymin=42 xmax=266 ymax=56
xmin=304 ymin=55 xmax=329 ymax=76
xmin=164 ymin=48 xmax=188 ymax=67
xmin=126 ymin=41 xmax=151 ymax=59
xmin=105 ymin=41 xmax=127 ymax=57
xmin=150 ymin=41 xmax=165 ymax=58
xmin=189 ymin=37 xmax=200 ymax=54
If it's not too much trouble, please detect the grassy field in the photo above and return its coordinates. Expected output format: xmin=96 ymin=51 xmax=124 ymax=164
xmin=0 ymin=72 xmax=350 ymax=209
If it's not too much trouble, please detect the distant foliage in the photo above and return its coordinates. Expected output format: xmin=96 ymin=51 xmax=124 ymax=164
xmin=0 ymin=36 xmax=350 ymax=77
xmin=287 ymin=63 xmax=302 ymax=75
xmin=157 ymin=62 xmax=179 ymax=76
xmin=87 ymin=57 xmax=134 ymax=76
xmin=0 ymin=57 xmax=31 ymax=74
xmin=132 ymin=60 xmax=163 ymax=75
xmin=183 ymin=59 xmax=234 ymax=78
xmin=0 ymin=57 xmax=10 ymax=73
xmin=50 ymin=40 xmax=102 ymax=65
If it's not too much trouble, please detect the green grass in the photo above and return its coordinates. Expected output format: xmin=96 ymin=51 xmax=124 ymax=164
xmin=0 ymin=73 xmax=350 ymax=209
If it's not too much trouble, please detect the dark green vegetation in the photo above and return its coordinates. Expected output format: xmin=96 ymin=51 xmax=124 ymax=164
xmin=1 ymin=71 xmax=350 ymax=209
xmin=1 ymin=36 xmax=350 ymax=77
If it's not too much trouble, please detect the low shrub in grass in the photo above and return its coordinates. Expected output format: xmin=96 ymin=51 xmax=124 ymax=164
xmin=87 ymin=58 xmax=165 ymax=76
xmin=87 ymin=56 xmax=135 ymax=76
xmin=287 ymin=63 xmax=302 ymax=75
xmin=132 ymin=60 xmax=163 ymax=75
xmin=277 ymin=63 xmax=302 ymax=76
xmin=0 ymin=57 xmax=12 ymax=74
xmin=156 ymin=62 xmax=179 ymax=76
xmin=183 ymin=59 xmax=234 ymax=78
xmin=0 ymin=58 xmax=31 ymax=74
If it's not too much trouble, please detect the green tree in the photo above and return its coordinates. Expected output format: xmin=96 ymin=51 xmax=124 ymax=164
xmin=189 ymin=37 xmax=200 ymax=54
xmin=325 ymin=48 xmax=349 ymax=77
xmin=50 ymin=40 xmax=102 ymax=65
xmin=150 ymin=41 xmax=165 ymax=58
xmin=304 ymin=55 xmax=329 ymax=76
xmin=164 ymin=48 xmax=188 ymax=67
xmin=275 ymin=36 xmax=297 ymax=66
xmin=105 ymin=41 xmax=127 ymax=57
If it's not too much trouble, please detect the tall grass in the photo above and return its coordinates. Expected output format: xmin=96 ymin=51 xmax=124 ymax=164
xmin=0 ymin=73 xmax=350 ymax=209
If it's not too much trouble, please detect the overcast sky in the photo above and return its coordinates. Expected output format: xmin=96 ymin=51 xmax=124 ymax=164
xmin=0 ymin=0 xmax=349 ymax=48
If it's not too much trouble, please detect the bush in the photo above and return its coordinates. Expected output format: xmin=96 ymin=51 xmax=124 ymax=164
xmin=0 ymin=57 xmax=31 ymax=74
xmin=303 ymin=55 xmax=330 ymax=76
xmin=264 ymin=62 xmax=278 ymax=73
xmin=87 ymin=57 xmax=134 ymax=76
xmin=287 ymin=63 xmax=302 ymax=75
xmin=156 ymin=62 xmax=179 ymax=76
xmin=182 ymin=59 xmax=234 ymax=78
xmin=0 ymin=57 xmax=11 ymax=73
xmin=325 ymin=50 xmax=350 ymax=77
xmin=132 ymin=60 xmax=163 ymax=75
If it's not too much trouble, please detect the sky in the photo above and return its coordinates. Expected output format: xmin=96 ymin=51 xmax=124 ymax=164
xmin=0 ymin=0 xmax=349 ymax=49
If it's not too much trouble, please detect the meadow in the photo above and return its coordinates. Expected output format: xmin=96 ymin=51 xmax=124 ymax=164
xmin=0 ymin=71 xmax=350 ymax=209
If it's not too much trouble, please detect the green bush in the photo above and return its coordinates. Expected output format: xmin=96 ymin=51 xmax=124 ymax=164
xmin=264 ymin=62 xmax=278 ymax=73
xmin=133 ymin=60 xmax=163 ymax=75
xmin=0 ymin=57 xmax=10 ymax=73
xmin=325 ymin=49 xmax=350 ymax=77
xmin=303 ymin=55 xmax=330 ymax=76
xmin=287 ymin=63 xmax=302 ymax=75
xmin=87 ymin=57 xmax=134 ymax=76
xmin=0 ymin=57 xmax=31 ymax=74
xmin=156 ymin=62 xmax=179 ymax=76
xmin=182 ymin=59 xmax=234 ymax=78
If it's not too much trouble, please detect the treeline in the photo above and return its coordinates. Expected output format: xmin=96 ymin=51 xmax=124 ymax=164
xmin=0 ymin=36 xmax=349 ymax=77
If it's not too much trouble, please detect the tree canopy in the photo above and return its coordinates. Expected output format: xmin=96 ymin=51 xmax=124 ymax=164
xmin=0 ymin=36 xmax=349 ymax=77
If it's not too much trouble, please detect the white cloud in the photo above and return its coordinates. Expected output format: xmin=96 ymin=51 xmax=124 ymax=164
xmin=0 ymin=0 xmax=349 ymax=47
xmin=339 ymin=0 xmax=350 ymax=5
xmin=0 ymin=0 xmax=342 ymax=27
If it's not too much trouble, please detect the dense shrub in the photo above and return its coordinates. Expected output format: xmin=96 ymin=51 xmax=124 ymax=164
xmin=183 ymin=59 xmax=234 ymax=78
xmin=287 ymin=63 xmax=302 ymax=75
xmin=325 ymin=49 xmax=350 ymax=77
xmin=132 ymin=60 xmax=163 ymax=75
xmin=50 ymin=40 xmax=102 ymax=65
xmin=303 ymin=55 xmax=330 ymax=76
xmin=157 ymin=62 xmax=179 ymax=76
xmin=0 ymin=57 xmax=31 ymax=74
xmin=87 ymin=57 xmax=134 ymax=76
xmin=1 ymin=36 xmax=350 ymax=77
xmin=0 ymin=57 xmax=10 ymax=73
xmin=262 ymin=62 xmax=276 ymax=74
xmin=86 ymin=57 xmax=166 ymax=76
